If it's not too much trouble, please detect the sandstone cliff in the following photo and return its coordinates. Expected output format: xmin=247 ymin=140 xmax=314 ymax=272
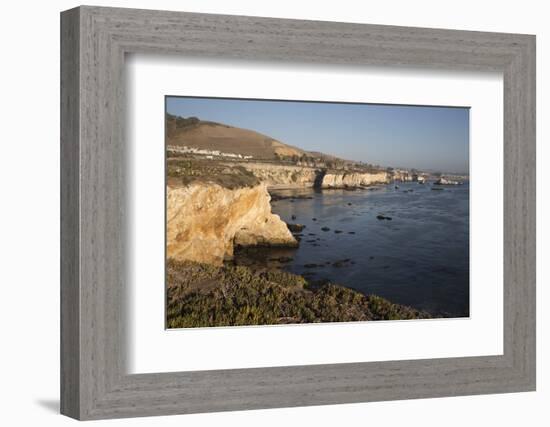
xmin=235 ymin=162 xmax=388 ymax=189
xmin=167 ymin=182 xmax=297 ymax=265
xmin=321 ymin=171 xmax=389 ymax=188
xmin=235 ymin=162 xmax=320 ymax=188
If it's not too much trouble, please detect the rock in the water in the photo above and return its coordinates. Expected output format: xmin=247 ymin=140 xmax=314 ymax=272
xmin=291 ymin=214 xmax=297 ymax=220
xmin=434 ymin=177 xmax=462 ymax=185
xmin=287 ymin=223 xmax=306 ymax=232
xmin=334 ymin=230 xmax=343 ymax=234
xmin=304 ymin=263 xmax=322 ymax=268
xmin=332 ymin=258 xmax=352 ymax=268
xmin=348 ymin=231 xmax=356 ymax=234
xmin=269 ymin=256 xmax=293 ymax=263
xmin=321 ymin=227 xmax=330 ymax=232
xmin=270 ymin=193 xmax=314 ymax=201
xmin=376 ymin=214 xmax=392 ymax=221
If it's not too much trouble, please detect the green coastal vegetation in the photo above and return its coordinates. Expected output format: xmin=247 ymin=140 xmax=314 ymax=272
xmin=167 ymin=259 xmax=430 ymax=328
xmin=167 ymin=158 xmax=260 ymax=189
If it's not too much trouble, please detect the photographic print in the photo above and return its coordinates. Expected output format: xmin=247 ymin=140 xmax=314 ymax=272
xmin=165 ymin=97 xmax=469 ymax=328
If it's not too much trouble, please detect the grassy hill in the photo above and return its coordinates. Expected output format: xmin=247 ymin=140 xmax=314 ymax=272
xmin=166 ymin=114 xmax=305 ymax=160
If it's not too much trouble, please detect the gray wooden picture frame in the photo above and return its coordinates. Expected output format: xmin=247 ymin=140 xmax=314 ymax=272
xmin=60 ymin=5 xmax=536 ymax=420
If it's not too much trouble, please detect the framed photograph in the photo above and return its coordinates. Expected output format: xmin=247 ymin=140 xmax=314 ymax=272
xmin=164 ymin=96 xmax=468 ymax=328
xmin=61 ymin=6 xmax=536 ymax=420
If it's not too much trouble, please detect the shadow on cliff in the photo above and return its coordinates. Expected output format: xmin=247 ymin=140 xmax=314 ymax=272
xmin=313 ymin=169 xmax=327 ymax=188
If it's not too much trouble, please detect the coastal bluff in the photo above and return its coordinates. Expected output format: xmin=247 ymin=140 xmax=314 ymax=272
xmin=234 ymin=161 xmax=390 ymax=189
xmin=167 ymin=182 xmax=297 ymax=265
xmin=320 ymin=170 xmax=389 ymax=188
xmin=235 ymin=162 xmax=319 ymax=188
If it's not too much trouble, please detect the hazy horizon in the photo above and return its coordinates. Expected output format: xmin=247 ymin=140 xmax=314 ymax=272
xmin=166 ymin=96 xmax=469 ymax=174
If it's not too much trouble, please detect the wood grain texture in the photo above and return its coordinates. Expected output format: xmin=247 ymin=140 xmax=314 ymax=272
xmin=60 ymin=6 xmax=536 ymax=420
xmin=60 ymin=7 xmax=80 ymax=419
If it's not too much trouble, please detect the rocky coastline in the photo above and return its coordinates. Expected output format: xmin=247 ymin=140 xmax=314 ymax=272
xmin=167 ymin=259 xmax=431 ymax=328
xmin=236 ymin=161 xmax=390 ymax=190
xmin=167 ymin=158 xmax=391 ymax=266
xmin=166 ymin=158 xmax=430 ymax=326
xmin=164 ymin=113 xmax=469 ymax=325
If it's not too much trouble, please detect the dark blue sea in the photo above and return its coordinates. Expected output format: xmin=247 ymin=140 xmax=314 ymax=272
xmin=233 ymin=181 xmax=469 ymax=317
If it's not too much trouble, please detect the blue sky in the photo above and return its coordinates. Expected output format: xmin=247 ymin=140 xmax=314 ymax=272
xmin=166 ymin=97 xmax=469 ymax=174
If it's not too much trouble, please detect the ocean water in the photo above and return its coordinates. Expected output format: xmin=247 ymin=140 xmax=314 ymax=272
xmin=233 ymin=181 xmax=470 ymax=317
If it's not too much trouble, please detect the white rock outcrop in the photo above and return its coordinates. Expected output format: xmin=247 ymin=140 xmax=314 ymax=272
xmin=434 ymin=177 xmax=462 ymax=185
xmin=320 ymin=171 xmax=389 ymax=188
